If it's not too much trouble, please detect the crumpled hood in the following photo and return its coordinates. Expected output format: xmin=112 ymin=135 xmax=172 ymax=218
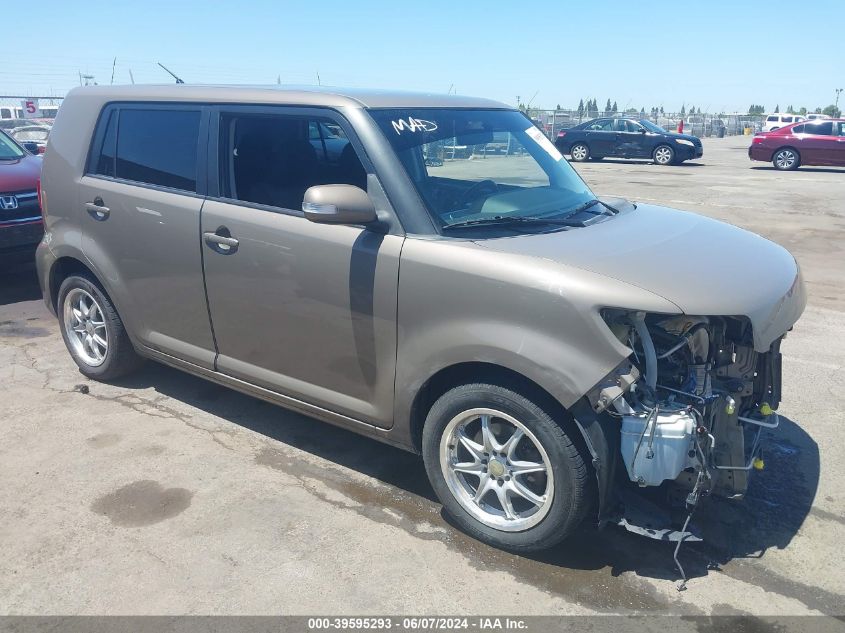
xmin=474 ymin=203 xmax=805 ymax=351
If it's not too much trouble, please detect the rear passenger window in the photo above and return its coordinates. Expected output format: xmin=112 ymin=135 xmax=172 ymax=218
xmin=115 ymin=109 xmax=201 ymax=191
xmin=219 ymin=112 xmax=367 ymax=212
xmin=792 ymin=124 xmax=805 ymax=134
xmin=805 ymin=122 xmax=834 ymax=136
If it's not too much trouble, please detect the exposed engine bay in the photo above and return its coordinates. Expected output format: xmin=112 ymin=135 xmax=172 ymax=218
xmin=587 ymin=311 xmax=785 ymax=587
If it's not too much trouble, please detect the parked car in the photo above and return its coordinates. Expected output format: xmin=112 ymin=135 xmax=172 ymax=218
xmin=749 ymin=119 xmax=845 ymax=169
xmin=762 ymin=113 xmax=805 ymax=132
xmin=805 ymin=113 xmax=831 ymax=121
xmin=37 ymin=85 xmax=804 ymax=553
xmin=9 ymin=124 xmax=50 ymax=154
xmin=556 ymin=117 xmax=703 ymax=165
xmin=0 ymin=129 xmax=43 ymax=254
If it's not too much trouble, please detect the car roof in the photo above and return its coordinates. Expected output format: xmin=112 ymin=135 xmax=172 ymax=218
xmin=64 ymin=84 xmax=511 ymax=110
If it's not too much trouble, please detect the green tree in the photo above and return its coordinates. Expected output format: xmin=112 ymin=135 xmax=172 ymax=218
xmin=799 ymin=107 xmax=807 ymax=115
xmin=680 ymin=104 xmax=686 ymax=115
xmin=774 ymin=104 xmax=779 ymax=113
xmin=612 ymin=101 xmax=618 ymax=113
xmin=748 ymin=104 xmax=765 ymax=115
xmin=640 ymin=107 xmax=645 ymax=115
xmin=577 ymin=99 xmax=584 ymax=118
xmin=787 ymin=105 xmax=794 ymax=114
xmin=822 ymin=104 xmax=841 ymax=117
xmin=605 ymin=98 xmax=612 ymax=114
xmin=556 ymin=103 xmax=561 ymax=111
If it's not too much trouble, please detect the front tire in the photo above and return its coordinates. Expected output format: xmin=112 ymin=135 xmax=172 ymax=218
xmin=58 ymin=274 xmax=143 ymax=380
xmin=422 ymin=383 xmax=589 ymax=552
xmin=773 ymin=147 xmax=800 ymax=170
xmin=653 ymin=144 xmax=675 ymax=165
xmin=569 ymin=143 xmax=589 ymax=162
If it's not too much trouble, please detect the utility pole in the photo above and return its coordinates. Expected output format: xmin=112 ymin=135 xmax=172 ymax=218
xmin=836 ymin=88 xmax=843 ymax=112
xmin=110 ymin=57 xmax=116 ymax=85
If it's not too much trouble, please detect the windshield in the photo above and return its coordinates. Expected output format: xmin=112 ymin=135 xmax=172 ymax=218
xmin=370 ymin=109 xmax=594 ymax=229
xmin=640 ymin=120 xmax=667 ymax=134
xmin=0 ymin=130 xmax=25 ymax=159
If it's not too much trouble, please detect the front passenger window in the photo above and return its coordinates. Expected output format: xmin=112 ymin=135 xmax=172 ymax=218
xmin=220 ymin=113 xmax=367 ymax=212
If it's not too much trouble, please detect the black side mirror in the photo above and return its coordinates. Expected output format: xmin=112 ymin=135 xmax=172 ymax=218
xmin=22 ymin=142 xmax=39 ymax=153
xmin=302 ymin=184 xmax=378 ymax=225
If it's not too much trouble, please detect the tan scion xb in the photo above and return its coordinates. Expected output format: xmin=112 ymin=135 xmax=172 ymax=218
xmin=36 ymin=85 xmax=805 ymax=552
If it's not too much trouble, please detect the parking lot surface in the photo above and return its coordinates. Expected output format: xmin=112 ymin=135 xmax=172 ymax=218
xmin=1 ymin=137 xmax=843 ymax=616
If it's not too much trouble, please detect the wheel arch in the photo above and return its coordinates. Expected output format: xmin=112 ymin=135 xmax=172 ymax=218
xmin=48 ymin=255 xmax=99 ymax=313
xmin=408 ymin=360 xmax=612 ymax=523
xmin=775 ymin=145 xmax=801 ymax=159
xmin=409 ymin=362 xmax=590 ymax=462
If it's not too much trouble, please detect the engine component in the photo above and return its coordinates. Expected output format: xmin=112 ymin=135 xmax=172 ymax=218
xmin=620 ymin=408 xmax=697 ymax=486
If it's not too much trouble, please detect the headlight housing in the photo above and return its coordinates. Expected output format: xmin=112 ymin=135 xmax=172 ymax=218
xmin=675 ymin=139 xmax=695 ymax=147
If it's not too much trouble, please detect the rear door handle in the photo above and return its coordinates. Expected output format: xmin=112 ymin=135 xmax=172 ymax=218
xmin=203 ymin=230 xmax=239 ymax=253
xmin=85 ymin=197 xmax=110 ymax=220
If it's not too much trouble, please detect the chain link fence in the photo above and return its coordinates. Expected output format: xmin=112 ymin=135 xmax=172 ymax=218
xmin=526 ymin=109 xmax=765 ymax=139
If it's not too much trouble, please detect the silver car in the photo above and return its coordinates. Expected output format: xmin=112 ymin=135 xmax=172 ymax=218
xmin=36 ymin=85 xmax=805 ymax=553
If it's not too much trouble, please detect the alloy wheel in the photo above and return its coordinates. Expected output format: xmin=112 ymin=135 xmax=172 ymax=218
xmin=439 ymin=408 xmax=554 ymax=532
xmin=63 ymin=288 xmax=108 ymax=366
xmin=774 ymin=149 xmax=796 ymax=169
xmin=570 ymin=144 xmax=588 ymax=161
xmin=654 ymin=146 xmax=673 ymax=165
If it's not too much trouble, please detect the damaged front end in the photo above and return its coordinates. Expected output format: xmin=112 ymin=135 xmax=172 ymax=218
xmin=576 ymin=310 xmax=788 ymax=587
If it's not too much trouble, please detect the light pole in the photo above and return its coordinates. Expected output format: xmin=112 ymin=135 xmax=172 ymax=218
xmin=836 ymin=88 xmax=843 ymax=113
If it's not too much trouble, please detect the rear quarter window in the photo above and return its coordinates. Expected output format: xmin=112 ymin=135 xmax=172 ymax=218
xmin=88 ymin=105 xmax=201 ymax=192
xmin=116 ymin=109 xmax=201 ymax=191
xmin=792 ymin=124 xmax=805 ymax=134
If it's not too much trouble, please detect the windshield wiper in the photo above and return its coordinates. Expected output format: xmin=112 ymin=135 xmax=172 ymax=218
xmin=441 ymin=199 xmax=625 ymax=231
xmin=565 ymin=198 xmax=621 ymax=217
xmin=442 ymin=215 xmax=586 ymax=230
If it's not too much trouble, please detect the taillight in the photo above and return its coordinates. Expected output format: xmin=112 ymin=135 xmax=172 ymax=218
xmin=557 ymin=131 xmax=567 ymax=138
xmin=752 ymin=136 xmax=766 ymax=144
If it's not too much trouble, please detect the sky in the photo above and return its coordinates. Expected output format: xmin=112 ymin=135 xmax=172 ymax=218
xmin=2 ymin=0 xmax=842 ymax=113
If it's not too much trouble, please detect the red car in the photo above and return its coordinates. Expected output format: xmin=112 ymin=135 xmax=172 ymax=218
xmin=749 ymin=119 xmax=845 ymax=170
xmin=0 ymin=129 xmax=43 ymax=254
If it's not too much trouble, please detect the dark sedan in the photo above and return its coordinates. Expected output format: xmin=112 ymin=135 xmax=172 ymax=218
xmin=749 ymin=119 xmax=845 ymax=170
xmin=556 ymin=117 xmax=703 ymax=165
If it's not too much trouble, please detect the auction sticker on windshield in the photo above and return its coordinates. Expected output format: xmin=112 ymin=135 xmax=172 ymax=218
xmin=525 ymin=126 xmax=563 ymax=161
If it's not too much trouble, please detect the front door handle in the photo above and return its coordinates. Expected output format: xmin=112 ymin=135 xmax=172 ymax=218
xmin=203 ymin=229 xmax=239 ymax=254
xmin=85 ymin=196 xmax=110 ymax=221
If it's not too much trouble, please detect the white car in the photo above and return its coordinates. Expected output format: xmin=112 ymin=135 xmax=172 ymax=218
xmin=805 ymin=113 xmax=831 ymax=121
xmin=763 ymin=113 xmax=805 ymax=132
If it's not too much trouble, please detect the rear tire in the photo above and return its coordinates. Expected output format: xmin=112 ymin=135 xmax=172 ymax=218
xmin=569 ymin=143 xmax=589 ymax=162
xmin=653 ymin=144 xmax=675 ymax=165
xmin=422 ymin=383 xmax=589 ymax=552
xmin=58 ymin=274 xmax=144 ymax=381
xmin=772 ymin=147 xmax=800 ymax=170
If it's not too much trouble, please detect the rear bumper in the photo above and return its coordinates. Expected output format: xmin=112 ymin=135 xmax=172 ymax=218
xmin=748 ymin=145 xmax=772 ymax=162
xmin=35 ymin=239 xmax=57 ymax=315
xmin=0 ymin=219 xmax=43 ymax=252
